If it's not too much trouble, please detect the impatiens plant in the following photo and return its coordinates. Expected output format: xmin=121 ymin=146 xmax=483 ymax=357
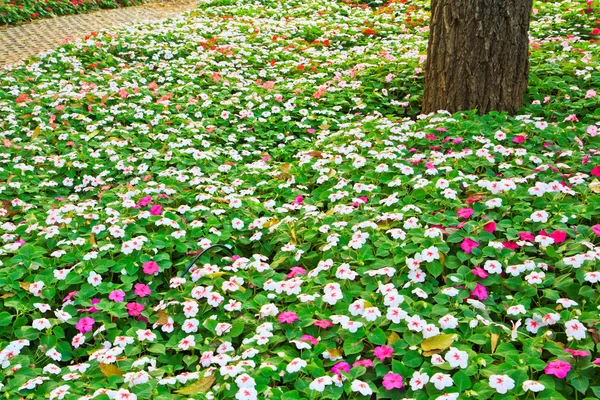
xmin=0 ymin=0 xmax=599 ymax=399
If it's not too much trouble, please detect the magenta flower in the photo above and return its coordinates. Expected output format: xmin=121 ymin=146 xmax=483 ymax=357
xmin=314 ymin=319 xmax=333 ymax=329
xmin=382 ymin=373 xmax=403 ymax=390
xmin=286 ymin=266 xmax=306 ymax=279
xmin=373 ymin=345 xmax=394 ymax=362
xmin=75 ymin=317 xmax=95 ymax=333
xmin=513 ymin=135 xmax=526 ymax=143
xmin=108 ymin=290 xmax=125 ymax=302
xmin=331 ymin=362 xmax=351 ymax=376
xmin=142 ymin=261 xmax=159 ymax=275
xmin=461 ymin=238 xmax=479 ymax=253
xmin=471 ymin=266 xmax=488 ymax=279
xmin=544 ymin=360 xmax=571 ymax=379
xmin=593 ymin=225 xmax=600 ymax=236
xmin=126 ymin=302 xmax=145 ymax=317
xmin=292 ymin=195 xmax=304 ymax=205
xmin=134 ymin=283 xmax=152 ymax=298
xmin=549 ymin=230 xmax=567 ymax=243
xmin=139 ymin=196 xmax=152 ymax=206
xmin=457 ymin=208 xmax=474 ymax=219
xmin=591 ymin=166 xmax=600 ymax=177
xmin=63 ymin=291 xmax=78 ymax=302
xmin=149 ymin=204 xmax=162 ymax=216
xmin=278 ymin=311 xmax=299 ymax=324
xmin=565 ymin=349 xmax=590 ymax=357
xmin=519 ymin=232 xmax=535 ymax=241
xmin=301 ymin=334 xmax=319 ymax=345
xmin=593 ymin=358 xmax=600 ymax=365
xmin=352 ymin=359 xmax=373 ymax=368
xmin=483 ymin=221 xmax=497 ymax=233
xmin=471 ymin=283 xmax=488 ymax=300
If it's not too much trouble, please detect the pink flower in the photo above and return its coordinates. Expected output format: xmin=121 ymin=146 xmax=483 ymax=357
xmin=591 ymin=166 xmax=600 ymax=177
xmin=286 ymin=266 xmax=306 ymax=279
xmin=142 ymin=261 xmax=159 ymax=275
xmin=460 ymin=238 xmax=479 ymax=254
xmin=593 ymin=358 xmax=600 ymax=365
xmin=593 ymin=225 xmax=600 ymax=236
xmin=519 ymin=232 xmax=535 ymax=241
xmin=126 ymin=302 xmax=145 ymax=317
xmin=565 ymin=349 xmax=590 ymax=357
xmin=139 ymin=196 xmax=152 ymax=206
xmin=513 ymin=135 xmax=526 ymax=143
xmin=301 ymin=334 xmax=319 ymax=345
xmin=373 ymin=345 xmax=393 ymax=361
xmin=314 ymin=320 xmax=333 ymax=329
xmin=292 ymin=195 xmax=304 ymax=205
xmin=471 ymin=266 xmax=488 ymax=279
xmin=149 ymin=204 xmax=162 ymax=216
xmin=278 ymin=311 xmax=299 ymax=324
xmin=134 ymin=283 xmax=152 ymax=298
xmin=457 ymin=208 xmax=474 ymax=219
xmin=382 ymin=373 xmax=403 ymax=390
xmin=483 ymin=221 xmax=497 ymax=233
xmin=502 ymin=241 xmax=519 ymax=250
xmin=352 ymin=359 xmax=373 ymax=368
xmin=75 ymin=317 xmax=95 ymax=333
xmin=549 ymin=230 xmax=567 ymax=243
xmin=544 ymin=360 xmax=571 ymax=379
xmin=108 ymin=290 xmax=125 ymax=302
xmin=63 ymin=291 xmax=78 ymax=302
xmin=471 ymin=283 xmax=488 ymax=300
xmin=331 ymin=362 xmax=351 ymax=376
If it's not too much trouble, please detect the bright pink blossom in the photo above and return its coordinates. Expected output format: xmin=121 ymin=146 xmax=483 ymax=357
xmin=139 ymin=196 xmax=152 ymax=206
xmin=472 ymin=266 xmax=488 ymax=279
xmin=301 ymin=334 xmax=319 ymax=345
xmin=549 ymin=230 xmax=567 ymax=243
xmin=460 ymin=238 xmax=479 ymax=254
xmin=483 ymin=221 xmax=497 ymax=233
xmin=471 ymin=283 xmax=488 ymax=300
xmin=513 ymin=135 xmax=526 ymax=143
xmin=134 ymin=283 xmax=152 ymax=298
xmin=278 ymin=311 xmax=299 ymax=324
xmin=126 ymin=302 xmax=145 ymax=317
xmin=565 ymin=349 xmax=590 ymax=357
xmin=75 ymin=317 xmax=95 ymax=333
xmin=108 ymin=290 xmax=125 ymax=302
xmin=457 ymin=208 xmax=474 ymax=219
xmin=142 ymin=261 xmax=159 ymax=275
xmin=519 ymin=232 xmax=535 ymax=241
xmin=373 ymin=345 xmax=393 ymax=361
xmin=286 ymin=266 xmax=306 ymax=278
xmin=353 ymin=359 xmax=373 ymax=368
xmin=382 ymin=373 xmax=403 ymax=390
xmin=149 ymin=204 xmax=162 ymax=216
xmin=591 ymin=166 xmax=600 ymax=177
xmin=331 ymin=362 xmax=350 ymax=376
xmin=314 ymin=320 xmax=333 ymax=329
xmin=593 ymin=225 xmax=600 ymax=236
xmin=544 ymin=360 xmax=571 ymax=378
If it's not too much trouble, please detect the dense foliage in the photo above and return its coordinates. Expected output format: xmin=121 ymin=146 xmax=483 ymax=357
xmin=0 ymin=0 xmax=145 ymax=26
xmin=0 ymin=0 xmax=600 ymax=399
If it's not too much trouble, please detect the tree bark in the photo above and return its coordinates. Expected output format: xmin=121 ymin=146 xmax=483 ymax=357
xmin=422 ymin=0 xmax=533 ymax=115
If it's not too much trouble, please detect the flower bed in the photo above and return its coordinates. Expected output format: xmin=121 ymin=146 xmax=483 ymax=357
xmin=0 ymin=0 xmax=146 ymax=26
xmin=0 ymin=0 xmax=599 ymax=399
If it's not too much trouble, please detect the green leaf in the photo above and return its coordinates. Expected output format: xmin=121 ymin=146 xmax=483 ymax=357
xmin=453 ymin=370 xmax=471 ymax=391
xmin=343 ymin=337 xmax=364 ymax=355
xmin=367 ymin=328 xmax=387 ymax=345
xmin=427 ymin=261 xmax=443 ymax=278
xmin=0 ymin=311 xmax=13 ymax=326
xmin=572 ymin=377 xmax=590 ymax=394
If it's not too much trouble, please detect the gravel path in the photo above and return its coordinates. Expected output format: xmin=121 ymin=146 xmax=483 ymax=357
xmin=0 ymin=1 xmax=197 ymax=67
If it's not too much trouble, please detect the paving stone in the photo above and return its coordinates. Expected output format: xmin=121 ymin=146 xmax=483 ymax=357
xmin=0 ymin=1 xmax=197 ymax=67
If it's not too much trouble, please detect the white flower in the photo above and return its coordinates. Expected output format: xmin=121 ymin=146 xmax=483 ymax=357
xmin=565 ymin=319 xmax=586 ymax=340
xmin=445 ymin=347 xmax=469 ymax=369
xmin=506 ymin=305 xmax=526 ymax=316
xmin=286 ymin=358 xmax=307 ymax=373
xmin=114 ymin=389 xmax=137 ymax=400
xmin=49 ymin=384 xmax=70 ymax=400
xmin=489 ymin=374 xmax=515 ymax=394
xmin=32 ymin=318 xmax=51 ymax=331
xmin=523 ymin=380 xmax=545 ymax=392
xmin=431 ymin=373 xmax=453 ymax=390
xmin=235 ymin=373 xmax=256 ymax=389
xmin=350 ymin=379 xmax=373 ymax=396
xmin=309 ymin=376 xmax=332 ymax=392
xmin=530 ymin=210 xmax=549 ymax=223
xmin=87 ymin=271 xmax=102 ymax=287
xmin=235 ymin=387 xmax=257 ymax=400
xmin=410 ymin=371 xmax=430 ymax=391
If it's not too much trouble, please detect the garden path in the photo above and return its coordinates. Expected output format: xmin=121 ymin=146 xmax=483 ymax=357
xmin=0 ymin=0 xmax=197 ymax=67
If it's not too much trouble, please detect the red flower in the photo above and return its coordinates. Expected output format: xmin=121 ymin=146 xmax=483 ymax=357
xmin=590 ymin=166 xmax=600 ymax=176
xmin=363 ymin=28 xmax=377 ymax=35
xmin=592 ymin=27 xmax=600 ymax=35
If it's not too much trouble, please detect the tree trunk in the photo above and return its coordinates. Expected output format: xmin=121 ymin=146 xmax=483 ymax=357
xmin=422 ymin=0 xmax=533 ymax=115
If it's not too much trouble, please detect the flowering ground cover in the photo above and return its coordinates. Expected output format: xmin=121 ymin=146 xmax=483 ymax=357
xmin=1 ymin=0 xmax=600 ymax=398
xmin=0 ymin=0 xmax=145 ymax=26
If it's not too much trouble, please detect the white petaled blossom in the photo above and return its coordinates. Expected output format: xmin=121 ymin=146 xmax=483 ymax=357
xmin=489 ymin=374 xmax=515 ymax=394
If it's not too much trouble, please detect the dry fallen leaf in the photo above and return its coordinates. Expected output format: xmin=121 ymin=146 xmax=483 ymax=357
xmin=175 ymin=375 xmax=216 ymax=395
xmin=387 ymin=332 xmax=400 ymax=345
xmin=99 ymin=363 xmax=124 ymax=377
xmin=18 ymin=282 xmax=31 ymax=291
xmin=589 ymin=179 xmax=600 ymax=193
xmin=155 ymin=310 xmax=169 ymax=326
xmin=491 ymin=333 xmax=499 ymax=353
xmin=421 ymin=334 xmax=455 ymax=355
